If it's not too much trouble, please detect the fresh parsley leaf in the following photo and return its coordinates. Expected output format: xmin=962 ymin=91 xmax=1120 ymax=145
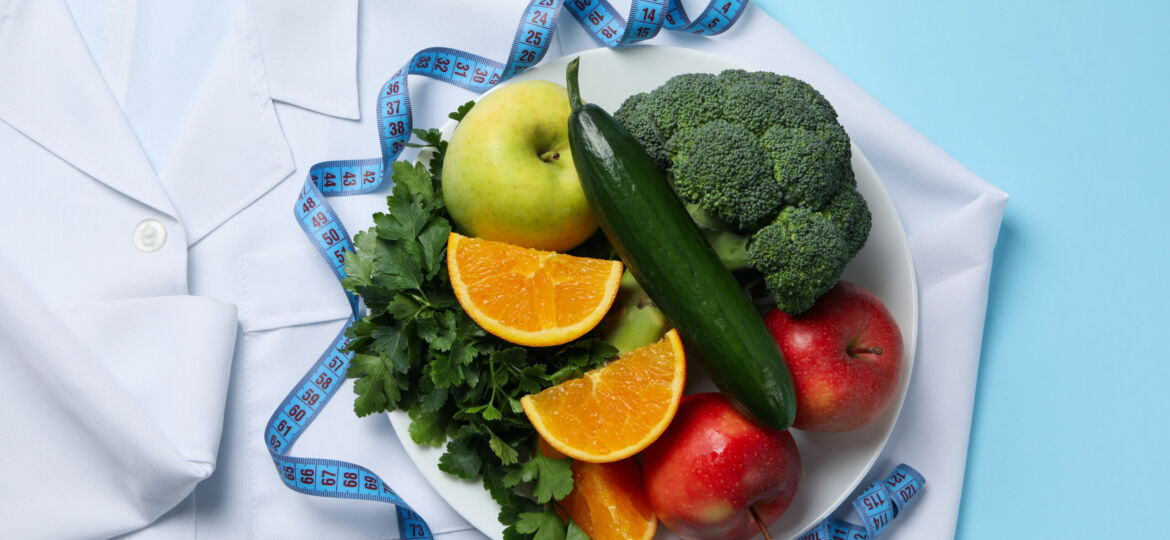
xmin=533 ymin=454 xmax=574 ymax=503
xmin=516 ymin=365 xmax=549 ymax=395
xmin=438 ymin=428 xmax=483 ymax=479
xmin=506 ymin=396 xmax=525 ymax=414
xmin=376 ymin=199 xmax=426 ymax=244
xmin=406 ymin=128 xmax=443 ymax=149
xmin=418 ymin=382 xmax=448 ymax=413
xmin=394 ymin=161 xmax=437 ymax=207
xmin=374 ymin=238 xmax=423 ymax=290
xmin=481 ymin=403 xmax=503 ymax=421
xmin=418 ymin=219 xmax=451 ymax=277
xmin=449 ymin=100 xmax=476 ymax=122
xmin=385 ymin=294 xmax=421 ymax=321
xmin=349 ymin=353 xmax=398 ymax=417
xmin=487 ymin=429 xmax=520 ymax=465
xmin=501 ymin=455 xmax=537 ymax=487
xmin=565 ymin=521 xmax=590 ymax=540
xmin=370 ymin=325 xmax=411 ymax=373
xmin=481 ymin=460 xmax=519 ymax=507
xmin=407 ymin=403 xmax=448 ymax=447
xmin=431 ymin=319 xmax=485 ymax=388
xmin=516 ymin=511 xmax=566 ymax=540
xmin=503 ymin=452 xmax=573 ymax=504
xmin=414 ymin=311 xmax=441 ymax=343
xmin=428 ymin=309 xmax=459 ymax=352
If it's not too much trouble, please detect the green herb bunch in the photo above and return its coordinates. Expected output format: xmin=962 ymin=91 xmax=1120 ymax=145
xmin=342 ymin=101 xmax=605 ymax=540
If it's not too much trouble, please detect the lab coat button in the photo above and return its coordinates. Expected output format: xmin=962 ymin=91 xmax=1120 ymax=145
xmin=133 ymin=219 xmax=168 ymax=253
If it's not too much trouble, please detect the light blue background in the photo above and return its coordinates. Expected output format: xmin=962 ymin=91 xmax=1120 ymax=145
xmin=752 ymin=1 xmax=1170 ymax=537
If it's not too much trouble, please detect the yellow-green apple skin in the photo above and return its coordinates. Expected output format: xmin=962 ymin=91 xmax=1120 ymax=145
xmin=442 ymin=80 xmax=597 ymax=252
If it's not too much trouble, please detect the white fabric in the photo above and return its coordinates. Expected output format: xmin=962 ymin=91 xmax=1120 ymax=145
xmin=0 ymin=1 xmax=1005 ymax=539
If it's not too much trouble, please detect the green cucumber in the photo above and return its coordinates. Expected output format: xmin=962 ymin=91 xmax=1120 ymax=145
xmin=565 ymin=58 xmax=797 ymax=430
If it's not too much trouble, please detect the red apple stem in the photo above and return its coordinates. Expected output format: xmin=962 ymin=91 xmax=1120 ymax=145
xmin=748 ymin=505 xmax=773 ymax=540
xmin=848 ymin=345 xmax=883 ymax=356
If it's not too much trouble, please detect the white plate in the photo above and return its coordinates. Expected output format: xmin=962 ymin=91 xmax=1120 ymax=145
xmin=389 ymin=45 xmax=918 ymax=540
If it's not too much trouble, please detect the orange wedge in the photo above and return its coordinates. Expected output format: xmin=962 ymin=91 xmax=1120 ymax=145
xmin=447 ymin=232 xmax=623 ymax=347
xmin=540 ymin=442 xmax=656 ymax=540
xmin=521 ymin=330 xmax=686 ymax=463
xmin=562 ymin=458 xmax=657 ymax=540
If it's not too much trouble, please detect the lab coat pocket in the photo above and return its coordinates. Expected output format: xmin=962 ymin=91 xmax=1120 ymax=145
xmin=233 ymin=245 xmax=410 ymax=539
xmin=238 ymin=244 xmax=352 ymax=333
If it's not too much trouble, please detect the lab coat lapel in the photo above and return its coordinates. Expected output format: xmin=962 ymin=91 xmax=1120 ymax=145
xmin=160 ymin=0 xmax=360 ymax=244
xmin=0 ymin=0 xmax=175 ymax=217
xmin=157 ymin=1 xmax=295 ymax=244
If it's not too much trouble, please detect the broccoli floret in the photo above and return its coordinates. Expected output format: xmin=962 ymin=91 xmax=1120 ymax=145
xmin=819 ymin=186 xmax=872 ymax=259
xmin=768 ymin=76 xmax=840 ymax=130
xmin=746 ymin=207 xmax=849 ymax=314
xmin=720 ymin=70 xmax=837 ymax=135
xmin=668 ymin=120 xmax=782 ymax=231
xmin=613 ymin=92 xmax=670 ymax=170
xmin=613 ymin=68 xmax=870 ymax=313
xmin=761 ymin=124 xmax=850 ymax=210
xmin=642 ymin=72 xmax=725 ymax=140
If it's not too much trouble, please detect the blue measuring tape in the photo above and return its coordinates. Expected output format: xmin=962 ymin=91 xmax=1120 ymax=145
xmin=799 ymin=464 xmax=926 ymax=540
xmin=271 ymin=2 xmax=924 ymax=539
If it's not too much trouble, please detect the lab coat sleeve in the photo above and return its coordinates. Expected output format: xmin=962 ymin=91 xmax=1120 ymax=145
xmin=0 ymin=251 xmax=237 ymax=540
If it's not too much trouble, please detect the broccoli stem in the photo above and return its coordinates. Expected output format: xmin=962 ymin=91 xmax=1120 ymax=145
xmin=683 ymin=202 xmax=755 ymax=272
xmin=685 ymin=202 xmax=731 ymax=232
xmin=702 ymin=229 xmax=751 ymax=272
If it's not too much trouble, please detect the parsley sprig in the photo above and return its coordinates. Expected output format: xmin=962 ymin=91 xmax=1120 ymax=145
xmin=342 ymin=102 xmax=611 ymax=540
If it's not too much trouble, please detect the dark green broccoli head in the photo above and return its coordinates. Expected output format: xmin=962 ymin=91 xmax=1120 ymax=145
xmin=644 ymin=72 xmax=725 ymax=141
xmin=667 ymin=119 xmax=783 ymax=231
xmin=819 ymin=186 xmax=872 ymax=259
xmin=612 ymin=69 xmax=870 ymax=313
xmin=613 ymin=91 xmax=670 ymax=170
xmin=719 ymin=70 xmax=838 ymax=135
xmin=767 ymin=75 xmax=840 ymax=130
xmin=746 ymin=207 xmax=849 ymax=314
xmin=761 ymin=124 xmax=850 ymax=210
xmin=841 ymin=162 xmax=858 ymax=188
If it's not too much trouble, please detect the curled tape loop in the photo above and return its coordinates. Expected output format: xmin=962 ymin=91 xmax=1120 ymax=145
xmin=799 ymin=464 xmax=926 ymax=540
xmin=276 ymin=1 xmax=748 ymax=538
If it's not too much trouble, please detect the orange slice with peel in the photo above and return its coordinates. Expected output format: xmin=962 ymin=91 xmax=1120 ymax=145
xmin=447 ymin=232 xmax=622 ymax=347
xmin=542 ymin=441 xmax=657 ymax=540
xmin=522 ymin=330 xmax=686 ymax=463
xmin=562 ymin=458 xmax=657 ymax=540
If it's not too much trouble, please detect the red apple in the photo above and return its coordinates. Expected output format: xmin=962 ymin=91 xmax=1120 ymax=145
xmin=641 ymin=393 xmax=800 ymax=540
xmin=764 ymin=280 xmax=903 ymax=432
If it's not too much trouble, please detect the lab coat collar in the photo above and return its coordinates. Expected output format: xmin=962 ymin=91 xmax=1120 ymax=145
xmin=0 ymin=0 xmax=176 ymax=218
xmin=157 ymin=0 xmax=359 ymax=243
xmin=155 ymin=0 xmax=295 ymax=244
xmin=0 ymin=0 xmax=360 ymax=244
xmin=252 ymin=0 xmax=360 ymax=120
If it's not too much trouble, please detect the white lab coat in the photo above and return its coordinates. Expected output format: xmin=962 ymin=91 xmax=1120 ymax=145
xmin=0 ymin=1 xmax=1008 ymax=539
xmin=0 ymin=0 xmax=491 ymax=537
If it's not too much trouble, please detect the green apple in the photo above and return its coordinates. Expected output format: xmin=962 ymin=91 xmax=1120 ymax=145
xmin=442 ymin=80 xmax=597 ymax=252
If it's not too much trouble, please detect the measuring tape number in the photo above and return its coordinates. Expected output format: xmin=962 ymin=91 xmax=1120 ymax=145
xmin=799 ymin=464 xmax=926 ymax=540
xmin=272 ymin=1 xmax=764 ymax=539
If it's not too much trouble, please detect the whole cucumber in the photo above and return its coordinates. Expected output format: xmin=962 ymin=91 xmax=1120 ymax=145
xmin=564 ymin=58 xmax=796 ymax=430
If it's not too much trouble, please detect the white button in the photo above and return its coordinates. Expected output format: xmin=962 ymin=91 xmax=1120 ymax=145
xmin=133 ymin=219 xmax=167 ymax=253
